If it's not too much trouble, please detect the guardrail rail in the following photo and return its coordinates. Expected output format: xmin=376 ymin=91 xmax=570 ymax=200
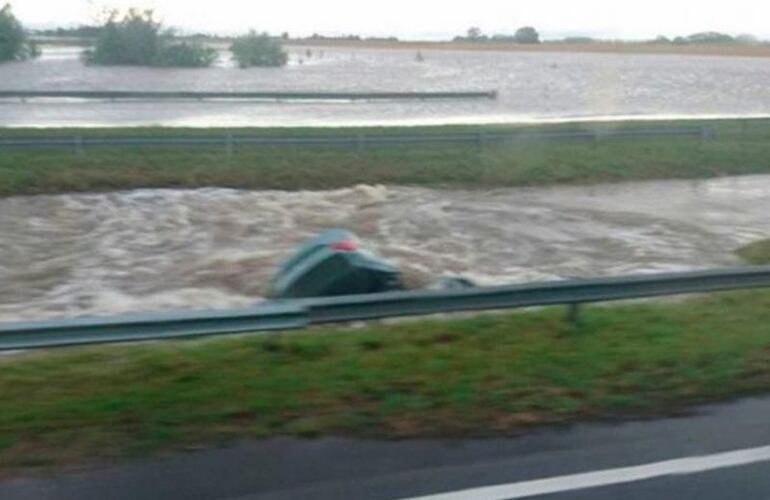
xmin=0 ymin=266 xmax=768 ymax=351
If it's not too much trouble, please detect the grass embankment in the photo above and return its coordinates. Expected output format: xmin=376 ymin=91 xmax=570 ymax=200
xmin=737 ymin=240 xmax=770 ymax=265
xmin=34 ymin=36 xmax=770 ymax=58
xmin=2 ymin=118 xmax=770 ymax=196
xmin=1 ymin=290 xmax=770 ymax=472
xmin=287 ymin=39 xmax=770 ymax=59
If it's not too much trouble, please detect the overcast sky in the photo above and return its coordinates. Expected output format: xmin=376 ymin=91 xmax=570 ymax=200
xmin=12 ymin=0 xmax=770 ymax=40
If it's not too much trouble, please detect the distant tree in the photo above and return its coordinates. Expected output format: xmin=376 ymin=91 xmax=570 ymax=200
xmin=0 ymin=3 xmax=39 ymax=62
xmin=685 ymin=31 xmax=735 ymax=44
xmin=514 ymin=26 xmax=540 ymax=44
xmin=466 ymin=26 xmax=483 ymax=40
xmin=230 ymin=31 xmax=288 ymax=68
xmin=672 ymin=36 xmax=687 ymax=45
xmin=653 ymin=35 xmax=671 ymax=44
xmin=84 ymin=9 xmax=216 ymax=67
xmin=281 ymin=31 xmax=290 ymax=40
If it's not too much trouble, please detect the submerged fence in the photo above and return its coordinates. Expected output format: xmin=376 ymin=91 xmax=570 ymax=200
xmin=0 ymin=265 xmax=767 ymax=351
xmin=0 ymin=90 xmax=498 ymax=101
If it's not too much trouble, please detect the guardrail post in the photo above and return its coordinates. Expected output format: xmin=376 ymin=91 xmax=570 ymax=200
xmin=700 ymin=126 xmax=717 ymax=142
xmin=73 ymin=136 xmax=84 ymax=156
xmin=225 ymin=134 xmax=234 ymax=160
xmin=476 ymin=132 xmax=486 ymax=152
xmin=566 ymin=303 xmax=581 ymax=328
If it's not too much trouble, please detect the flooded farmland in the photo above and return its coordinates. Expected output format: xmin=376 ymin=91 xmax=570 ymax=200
xmin=1 ymin=45 xmax=770 ymax=126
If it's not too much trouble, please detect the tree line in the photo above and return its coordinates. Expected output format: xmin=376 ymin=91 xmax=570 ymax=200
xmin=0 ymin=3 xmax=39 ymax=62
xmin=3 ymin=2 xmax=767 ymax=67
xmin=456 ymin=26 xmax=541 ymax=44
xmin=456 ymin=26 xmax=766 ymax=46
xmin=1 ymin=4 xmax=287 ymax=68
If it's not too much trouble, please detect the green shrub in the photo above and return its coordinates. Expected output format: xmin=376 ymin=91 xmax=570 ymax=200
xmin=686 ymin=32 xmax=736 ymax=44
xmin=153 ymin=41 xmax=216 ymax=67
xmin=84 ymin=9 xmax=215 ymax=68
xmin=230 ymin=31 xmax=288 ymax=68
xmin=514 ymin=26 xmax=540 ymax=44
xmin=0 ymin=3 xmax=39 ymax=62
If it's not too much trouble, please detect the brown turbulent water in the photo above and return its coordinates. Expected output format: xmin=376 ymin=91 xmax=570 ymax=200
xmin=0 ymin=175 xmax=768 ymax=322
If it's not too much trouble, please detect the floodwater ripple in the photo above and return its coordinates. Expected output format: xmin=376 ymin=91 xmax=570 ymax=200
xmin=0 ymin=176 xmax=767 ymax=321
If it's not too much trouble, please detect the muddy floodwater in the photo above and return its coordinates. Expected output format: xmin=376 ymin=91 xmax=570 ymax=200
xmin=1 ymin=45 xmax=770 ymax=126
xmin=0 ymin=175 xmax=768 ymax=322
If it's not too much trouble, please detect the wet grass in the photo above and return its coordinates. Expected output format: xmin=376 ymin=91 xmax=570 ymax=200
xmin=737 ymin=239 xmax=770 ymax=265
xmin=1 ymin=118 xmax=770 ymax=196
xmin=1 ymin=289 xmax=770 ymax=472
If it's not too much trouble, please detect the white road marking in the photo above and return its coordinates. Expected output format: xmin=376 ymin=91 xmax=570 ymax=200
xmin=397 ymin=444 xmax=770 ymax=500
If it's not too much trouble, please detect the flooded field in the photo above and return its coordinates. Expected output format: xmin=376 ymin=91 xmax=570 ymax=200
xmin=1 ymin=45 xmax=770 ymax=126
xmin=0 ymin=175 xmax=767 ymax=322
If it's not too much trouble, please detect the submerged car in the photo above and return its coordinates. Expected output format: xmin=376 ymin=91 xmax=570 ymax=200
xmin=270 ymin=229 xmax=404 ymax=298
xmin=270 ymin=229 xmax=477 ymax=299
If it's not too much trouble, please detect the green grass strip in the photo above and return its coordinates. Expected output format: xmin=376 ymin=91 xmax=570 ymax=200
xmin=1 ymin=118 xmax=770 ymax=196
xmin=1 ymin=290 xmax=769 ymax=472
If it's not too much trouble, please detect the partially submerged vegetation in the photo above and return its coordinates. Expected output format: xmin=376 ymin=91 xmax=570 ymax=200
xmin=230 ymin=31 xmax=288 ymax=68
xmin=2 ymin=118 xmax=770 ymax=196
xmin=84 ymin=9 xmax=216 ymax=68
xmin=82 ymin=10 xmax=289 ymax=69
xmin=26 ymin=12 xmax=770 ymax=60
xmin=0 ymin=289 xmax=769 ymax=472
xmin=737 ymin=239 xmax=770 ymax=265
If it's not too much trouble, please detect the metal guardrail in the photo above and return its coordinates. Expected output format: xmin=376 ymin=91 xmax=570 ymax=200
xmin=0 ymin=304 xmax=307 ymax=350
xmin=0 ymin=266 xmax=768 ymax=351
xmin=300 ymin=266 xmax=770 ymax=323
xmin=0 ymin=127 xmax=714 ymax=155
xmin=0 ymin=90 xmax=498 ymax=101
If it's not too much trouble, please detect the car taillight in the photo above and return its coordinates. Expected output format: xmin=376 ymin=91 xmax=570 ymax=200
xmin=331 ymin=239 xmax=359 ymax=252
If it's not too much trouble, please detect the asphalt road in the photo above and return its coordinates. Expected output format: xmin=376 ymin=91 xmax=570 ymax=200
xmin=2 ymin=396 xmax=770 ymax=500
